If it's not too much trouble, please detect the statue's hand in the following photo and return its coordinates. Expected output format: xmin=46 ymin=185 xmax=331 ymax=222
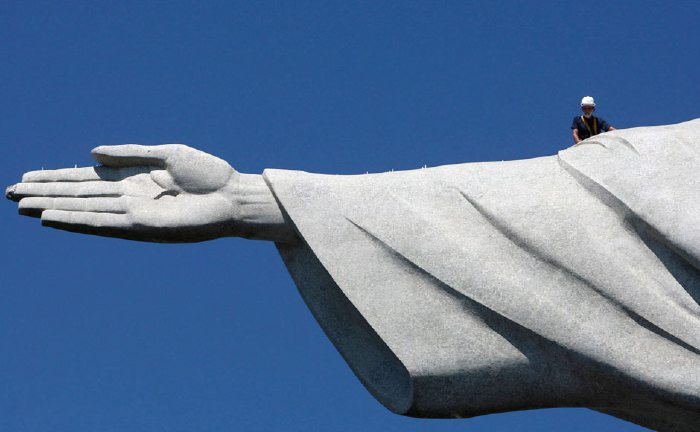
xmin=7 ymin=144 xmax=254 ymax=242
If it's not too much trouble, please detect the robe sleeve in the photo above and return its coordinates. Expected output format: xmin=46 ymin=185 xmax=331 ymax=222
xmin=261 ymin=119 xmax=700 ymax=429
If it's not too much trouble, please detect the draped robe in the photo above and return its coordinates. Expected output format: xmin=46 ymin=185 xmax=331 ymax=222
xmin=263 ymin=119 xmax=700 ymax=431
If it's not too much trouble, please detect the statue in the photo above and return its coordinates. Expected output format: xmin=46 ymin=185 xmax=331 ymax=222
xmin=7 ymin=119 xmax=700 ymax=431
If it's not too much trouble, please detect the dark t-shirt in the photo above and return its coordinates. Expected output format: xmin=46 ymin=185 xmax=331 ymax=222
xmin=571 ymin=115 xmax=611 ymax=140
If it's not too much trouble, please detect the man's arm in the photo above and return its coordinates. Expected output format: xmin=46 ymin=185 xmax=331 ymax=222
xmin=572 ymin=128 xmax=581 ymax=144
xmin=600 ymin=118 xmax=615 ymax=132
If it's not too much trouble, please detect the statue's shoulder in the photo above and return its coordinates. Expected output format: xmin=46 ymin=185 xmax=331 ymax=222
xmin=560 ymin=118 xmax=700 ymax=164
xmin=558 ymin=119 xmax=700 ymax=266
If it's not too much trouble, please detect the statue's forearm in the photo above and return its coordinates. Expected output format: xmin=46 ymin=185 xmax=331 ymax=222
xmin=232 ymin=173 xmax=298 ymax=244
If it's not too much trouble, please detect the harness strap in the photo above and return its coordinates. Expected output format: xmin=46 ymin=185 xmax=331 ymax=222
xmin=581 ymin=115 xmax=598 ymax=137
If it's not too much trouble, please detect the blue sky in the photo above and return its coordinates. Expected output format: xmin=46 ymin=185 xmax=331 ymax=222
xmin=2 ymin=1 xmax=698 ymax=431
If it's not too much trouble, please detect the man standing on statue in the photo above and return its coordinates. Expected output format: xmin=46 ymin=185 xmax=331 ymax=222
xmin=571 ymin=96 xmax=615 ymax=144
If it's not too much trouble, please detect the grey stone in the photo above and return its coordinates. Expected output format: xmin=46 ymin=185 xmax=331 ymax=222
xmin=7 ymin=119 xmax=700 ymax=431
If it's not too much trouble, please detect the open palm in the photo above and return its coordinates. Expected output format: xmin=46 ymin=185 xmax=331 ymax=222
xmin=10 ymin=144 xmax=241 ymax=242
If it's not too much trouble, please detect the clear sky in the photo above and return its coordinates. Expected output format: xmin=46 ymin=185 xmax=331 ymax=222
xmin=1 ymin=1 xmax=698 ymax=431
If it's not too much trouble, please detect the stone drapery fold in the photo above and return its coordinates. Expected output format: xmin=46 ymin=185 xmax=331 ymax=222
xmin=264 ymin=119 xmax=700 ymax=431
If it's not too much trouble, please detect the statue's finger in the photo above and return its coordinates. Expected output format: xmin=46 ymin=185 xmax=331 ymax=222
xmin=91 ymin=144 xmax=182 ymax=167
xmin=21 ymin=166 xmax=151 ymax=183
xmin=13 ymin=181 xmax=123 ymax=199
xmin=19 ymin=197 xmax=127 ymax=218
xmin=22 ymin=167 xmax=100 ymax=182
xmin=41 ymin=210 xmax=131 ymax=233
xmin=6 ymin=184 xmax=19 ymax=202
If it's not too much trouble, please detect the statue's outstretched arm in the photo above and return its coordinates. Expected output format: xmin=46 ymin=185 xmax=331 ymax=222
xmin=6 ymin=144 xmax=298 ymax=244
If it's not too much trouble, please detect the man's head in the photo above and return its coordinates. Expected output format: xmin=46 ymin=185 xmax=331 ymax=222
xmin=581 ymin=96 xmax=596 ymax=118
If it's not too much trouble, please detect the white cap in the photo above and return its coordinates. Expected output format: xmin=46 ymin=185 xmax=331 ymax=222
xmin=581 ymin=96 xmax=596 ymax=107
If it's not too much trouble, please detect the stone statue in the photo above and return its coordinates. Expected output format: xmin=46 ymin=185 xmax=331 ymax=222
xmin=7 ymin=119 xmax=700 ymax=431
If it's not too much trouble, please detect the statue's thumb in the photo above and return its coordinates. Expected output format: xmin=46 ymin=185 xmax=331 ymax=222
xmin=92 ymin=145 xmax=169 ymax=168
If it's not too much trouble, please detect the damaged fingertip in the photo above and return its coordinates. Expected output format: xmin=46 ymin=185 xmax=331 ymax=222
xmin=5 ymin=184 xmax=18 ymax=202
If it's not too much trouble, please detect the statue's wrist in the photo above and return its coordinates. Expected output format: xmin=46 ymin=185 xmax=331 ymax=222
xmin=228 ymin=173 xmax=297 ymax=243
